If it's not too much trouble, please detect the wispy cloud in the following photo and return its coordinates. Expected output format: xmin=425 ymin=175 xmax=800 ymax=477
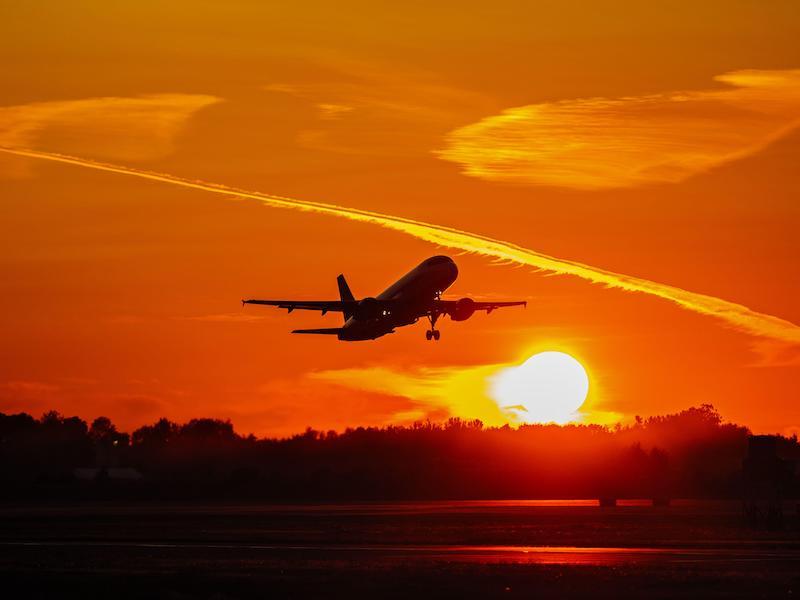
xmin=438 ymin=69 xmax=800 ymax=189
xmin=264 ymin=75 xmax=479 ymax=122
xmin=1 ymin=146 xmax=798 ymax=349
xmin=309 ymin=364 xmax=511 ymax=426
xmin=0 ymin=94 xmax=220 ymax=176
xmin=181 ymin=313 xmax=271 ymax=323
xmin=255 ymin=377 xmax=432 ymax=433
xmin=0 ymin=380 xmax=59 ymax=393
xmin=263 ymin=61 xmax=489 ymax=155
xmin=310 ymin=363 xmax=620 ymax=426
xmin=0 ymin=380 xmax=61 ymax=415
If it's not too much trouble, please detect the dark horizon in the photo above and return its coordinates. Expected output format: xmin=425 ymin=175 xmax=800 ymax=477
xmin=3 ymin=403 xmax=798 ymax=502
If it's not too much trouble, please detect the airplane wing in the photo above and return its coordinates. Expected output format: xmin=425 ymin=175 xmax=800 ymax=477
xmin=242 ymin=299 xmax=356 ymax=314
xmin=435 ymin=299 xmax=527 ymax=316
xmin=292 ymin=327 xmax=343 ymax=335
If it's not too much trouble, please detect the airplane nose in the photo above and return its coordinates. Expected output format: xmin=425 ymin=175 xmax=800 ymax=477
xmin=448 ymin=260 xmax=458 ymax=280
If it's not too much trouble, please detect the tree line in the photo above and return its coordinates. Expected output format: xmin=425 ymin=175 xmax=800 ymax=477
xmin=1 ymin=404 xmax=797 ymax=500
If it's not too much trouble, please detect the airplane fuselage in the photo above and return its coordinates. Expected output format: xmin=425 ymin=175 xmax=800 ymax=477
xmin=338 ymin=256 xmax=458 ymax=340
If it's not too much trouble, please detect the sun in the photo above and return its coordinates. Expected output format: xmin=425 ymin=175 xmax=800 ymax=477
xmin=490 ymin=351 xmax=589 ymax=424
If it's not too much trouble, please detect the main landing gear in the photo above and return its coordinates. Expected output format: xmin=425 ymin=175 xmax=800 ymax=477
xmin=425 ymin=312 xmax=441 ymax=341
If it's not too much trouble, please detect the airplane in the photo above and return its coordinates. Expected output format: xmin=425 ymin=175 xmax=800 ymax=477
xmin=242 ymin=255 xmax=526 ymax=341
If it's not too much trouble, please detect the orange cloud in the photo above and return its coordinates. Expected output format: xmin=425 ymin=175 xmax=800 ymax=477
xmin=309 ymin=364 xmax=511 ymax=426
xmin=1 ymin=146 xmax=798 ymax=348
xmin=310 ymin=362 xmax=621 ymax=426
xmin=438 ymin=69 xmax=800 ymax=189
xmin=0 ymin=94 xmax=220 ymax=176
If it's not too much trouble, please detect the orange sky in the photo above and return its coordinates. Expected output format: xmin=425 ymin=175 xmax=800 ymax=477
xmin=1 ymin=1 xmax=799 ymax=436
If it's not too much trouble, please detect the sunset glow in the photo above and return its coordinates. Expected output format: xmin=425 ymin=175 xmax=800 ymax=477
xmin=4 ymin=5 xmax=800 ymax=597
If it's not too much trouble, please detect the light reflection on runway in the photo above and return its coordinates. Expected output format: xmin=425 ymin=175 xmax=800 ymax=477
xmin=4 ymin=540 xmax=800 ymax=566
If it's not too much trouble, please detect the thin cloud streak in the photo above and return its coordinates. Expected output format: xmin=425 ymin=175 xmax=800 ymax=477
xmin=1 ymin=146 xmax=798 ymax=346
xmin=182 ymin=313 xmax=270 ymax=323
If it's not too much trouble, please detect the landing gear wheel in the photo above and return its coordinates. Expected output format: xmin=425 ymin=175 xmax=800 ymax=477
xmin=433 ymin=330 xmax=440 ymax=341
xmin=426 ymin=310 xmax=441 ymax=341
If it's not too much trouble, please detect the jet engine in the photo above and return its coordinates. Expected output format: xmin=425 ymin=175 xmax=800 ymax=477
xmin=354 ymin=297 xmax=381 ymax=320
xmin=450 ymin=297 xmax=476 ymax=321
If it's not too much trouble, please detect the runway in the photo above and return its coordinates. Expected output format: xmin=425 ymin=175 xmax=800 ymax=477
xmin=2 ymin=501 xmax=799 ymax=598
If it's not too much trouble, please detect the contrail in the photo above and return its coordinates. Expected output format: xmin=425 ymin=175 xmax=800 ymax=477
xmin=2 ymin=146 xmax=799 ymax=345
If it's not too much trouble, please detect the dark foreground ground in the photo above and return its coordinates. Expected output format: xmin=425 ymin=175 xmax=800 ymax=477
xmin=1 ymin=500 xmax=799 ymax=599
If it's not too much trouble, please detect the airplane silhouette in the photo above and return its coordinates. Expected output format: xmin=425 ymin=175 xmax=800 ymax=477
xmin=243 ymin=256 xmax=526 ymax=341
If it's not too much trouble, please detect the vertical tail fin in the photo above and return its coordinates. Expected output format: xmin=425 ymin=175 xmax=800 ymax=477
xmin=337 ymin=274 xmax=355 ymax=322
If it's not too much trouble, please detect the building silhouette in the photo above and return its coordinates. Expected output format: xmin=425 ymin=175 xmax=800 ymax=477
xmin=742 ymin=435 xmax=796 ymax=528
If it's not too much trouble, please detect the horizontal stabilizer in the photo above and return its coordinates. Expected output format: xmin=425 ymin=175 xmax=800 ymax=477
xmin=291 ymin=328 xmax=343 ymax=335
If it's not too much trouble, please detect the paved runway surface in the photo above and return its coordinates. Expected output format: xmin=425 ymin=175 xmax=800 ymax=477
xmin=2 ymin=501 xmax=799 ymax=598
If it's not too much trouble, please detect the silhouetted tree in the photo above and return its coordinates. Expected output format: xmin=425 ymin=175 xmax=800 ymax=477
xmin=0 ymin=405 xmax=796 ymax=501
xmin=132 ymin=418 xmax=179 ymax=447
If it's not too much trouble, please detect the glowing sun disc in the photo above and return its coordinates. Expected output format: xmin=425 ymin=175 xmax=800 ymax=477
xmin=490 ymin=351 xmax=589 ymax=424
